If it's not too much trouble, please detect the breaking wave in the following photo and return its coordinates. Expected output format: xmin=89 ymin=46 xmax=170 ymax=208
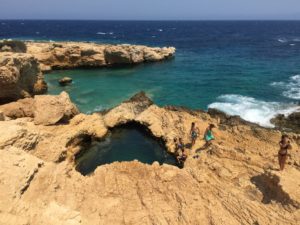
xmin=271 ymin=75 xmax=300 ymax=100
xmin=208 ymin=94 xmax=299 ymax=127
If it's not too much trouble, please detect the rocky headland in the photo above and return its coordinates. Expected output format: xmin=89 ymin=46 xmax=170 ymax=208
xmin=0 ymin=39 xmax=175 ymax=103
xmin=0 ymin=39 xmax=300 ymax=225
xmin=0 ymin=91 xmax=300 ymax=225
xmin=26 ymin=41 xmax=176 ymax=72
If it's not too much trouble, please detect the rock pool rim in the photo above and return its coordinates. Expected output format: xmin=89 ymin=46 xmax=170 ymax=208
xmin=74 ymin=121 xmax=178 ymax=176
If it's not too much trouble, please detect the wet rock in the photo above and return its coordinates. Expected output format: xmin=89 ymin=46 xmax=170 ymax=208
xmin=58 ymin=77 xmax=73 ymax=86
xmin=271 ymin=111 xmax=300 ymax=133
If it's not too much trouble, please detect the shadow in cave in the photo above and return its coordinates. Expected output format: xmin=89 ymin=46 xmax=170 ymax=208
xmin=75 ymin=122 xmax=177 ymax=176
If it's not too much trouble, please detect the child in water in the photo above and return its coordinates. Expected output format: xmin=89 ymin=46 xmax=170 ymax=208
xmin=190 ymin=122 xmax=200 ymax=147
xmin=278 ymin=134 xmax=292 ymax=171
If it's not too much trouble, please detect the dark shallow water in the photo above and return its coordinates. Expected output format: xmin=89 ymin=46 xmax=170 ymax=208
xmin=2 ymin=20 xmax=300 ymax=127
xmin=76 ymin=124 xmax=176 ymax=175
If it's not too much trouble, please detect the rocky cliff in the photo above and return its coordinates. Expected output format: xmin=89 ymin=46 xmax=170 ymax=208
xmin=26 ymin=41 xmax=176 ymax=72
xmin=0 ymin=52 xmax=47 ymax=103
xmin=0 ymin=92 xmax=299 ymax=225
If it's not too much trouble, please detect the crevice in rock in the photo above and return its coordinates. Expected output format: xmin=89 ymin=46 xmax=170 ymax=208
xmin=20 ymin=162 xmax=44 ymax=196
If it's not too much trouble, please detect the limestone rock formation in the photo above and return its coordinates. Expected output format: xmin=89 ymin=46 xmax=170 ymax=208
xmin=26 ymin=42 xmax=175 ymax=71
xmin=0 ymin=40 xmax=27 ymax=53
xmin=0 ymin=92 xmax=78 ymax=125
xmin=34 ymin=92 xmax=79 ymax=125
xmin=271 ymin=111 xmax=300 ymax=133
xmin=0 ymin=93 xmax=300 ymax=225
xmin=0 ymin=52 xmax=47 ymax=103
xmin=0 ymin=98 xmax=34 ymax=119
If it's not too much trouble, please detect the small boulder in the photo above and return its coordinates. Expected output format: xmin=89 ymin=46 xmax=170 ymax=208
xmin=59 ymin=77 xmax=73 ymax=86
xmin=34 ymin=92 xmax=79 ymax=125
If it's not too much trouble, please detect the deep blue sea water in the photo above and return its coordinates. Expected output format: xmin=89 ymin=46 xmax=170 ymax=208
xmin=1 ymin=20 xmax=300 ymax=126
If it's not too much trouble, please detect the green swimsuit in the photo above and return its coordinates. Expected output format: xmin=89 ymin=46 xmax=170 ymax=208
xmin=205 ymin=130 xmax=214 ymax=141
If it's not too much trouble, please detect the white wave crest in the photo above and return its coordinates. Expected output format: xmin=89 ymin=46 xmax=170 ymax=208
xmin=96 ymin=32 xmax=106 ymax=35
xmin=208 ymin=94 xmax=299 ymax=127
xmin=271 ymin=75 xmax=300 ymax=100
xmin=278 ymin=38 xmax=287 ymax=43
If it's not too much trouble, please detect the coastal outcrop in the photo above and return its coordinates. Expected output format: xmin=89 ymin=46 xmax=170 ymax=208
xmin=26 ymin=41 xmax=176 ymax=72
xmin=0 ymin=92 xmax=79 ymax=125
xmin=0 ymin=40 xmax=27 ymax=53
xmin=271 ymin=111 xmax=300 ymax=133
xmin=0 ymin=92 xmax=300 ymax=224
xmin=0 ymin=52 xmax=47 ymax=103
xmin=0 ymin=39 xmax=174 ymax=104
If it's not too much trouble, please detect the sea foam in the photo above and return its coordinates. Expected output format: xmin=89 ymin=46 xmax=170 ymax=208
xmin=208 ymin=94 xmax=299 ymax=127
xmin=271 ymin=75 xmax=300 ymax=100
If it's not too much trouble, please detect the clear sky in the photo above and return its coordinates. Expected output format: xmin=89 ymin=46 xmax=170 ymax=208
xmin=1 ymin=0 xmax=300 ymax=20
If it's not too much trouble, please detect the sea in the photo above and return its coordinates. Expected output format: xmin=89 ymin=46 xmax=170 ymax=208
xmin=1 ymin=20 xmax=300 ymax=127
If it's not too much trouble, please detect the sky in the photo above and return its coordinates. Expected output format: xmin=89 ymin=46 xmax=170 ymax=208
xmin=0 ymin=0 xmax=300 ymax=20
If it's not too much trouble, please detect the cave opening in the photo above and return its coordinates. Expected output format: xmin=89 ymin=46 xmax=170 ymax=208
xmin=75 ymin=122 xmax=177 ymax=175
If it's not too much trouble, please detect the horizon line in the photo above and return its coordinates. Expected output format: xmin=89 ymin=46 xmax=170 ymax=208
xmin=1 ymin=19 xmax=300 ymax=22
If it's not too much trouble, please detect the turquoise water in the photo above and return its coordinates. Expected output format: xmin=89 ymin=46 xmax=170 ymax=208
xmin=2 ymin=20 xmax=300 ymax=126
xmin=76 ymin=125 xmax=176 ymax=175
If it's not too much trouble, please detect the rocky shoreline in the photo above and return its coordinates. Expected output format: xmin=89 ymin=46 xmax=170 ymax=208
xmin=1 ymin=90 xmax=300 ymax=224
xmin=0 ymin=40 xmax=300 ymax=225
xmin=0 ymin=39 xmax=175 ymax=103
xmin=26 ymin=41 xmax=176 ymax=72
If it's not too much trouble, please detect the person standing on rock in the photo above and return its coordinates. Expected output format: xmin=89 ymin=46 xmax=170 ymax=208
xmin=203 ymin=124 xmax=215 ymax=148
xmin=278 ymin=134 xmax=292 ymax=171
xmin=190 ymin=122 xmax=200 ymax=147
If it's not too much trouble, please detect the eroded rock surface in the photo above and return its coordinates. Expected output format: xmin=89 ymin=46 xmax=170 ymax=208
xmin=271 ymin=111 xmax=300 ymax=133
xmin=0 ymin=92 xmax=79 ymax=125
xmin=0 ymin=40 xmax=27 ymax=53
xmin=0 ymin=52 xmax=47 ymax=103
xmin=0 ymin=92 xmax=300 ymax=225
xmin=26 ymin=42 xmax=175 ymax=72
xmin=34 ymin=91 xmax=79 ymax=125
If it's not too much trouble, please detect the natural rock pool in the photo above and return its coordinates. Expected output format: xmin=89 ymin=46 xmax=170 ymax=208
xmin=75 ymin=123 xmax=176 ymax=175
